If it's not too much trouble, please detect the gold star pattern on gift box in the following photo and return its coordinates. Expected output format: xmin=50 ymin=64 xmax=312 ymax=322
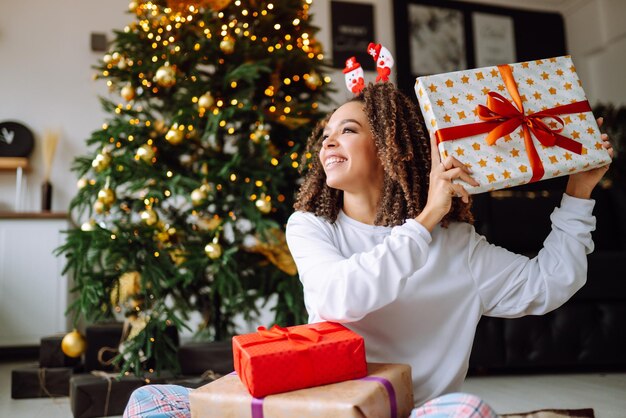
xmin=415 ymin=56 xmax=611 ymax=194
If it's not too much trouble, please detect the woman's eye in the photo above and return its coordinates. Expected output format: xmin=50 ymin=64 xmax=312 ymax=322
xmin=342 ymin=127 xmax=355 ymax=134
xmin=321 ymin=134 xmax=329 ymax=141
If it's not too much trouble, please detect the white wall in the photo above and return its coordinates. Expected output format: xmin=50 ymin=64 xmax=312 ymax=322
xmin=0 ymin=0 xmax=624 ymax=213
xmin=563 ymin=0 xmax=626 ymax=106
xmin=0 ymin=0 xmax=130 ymax=212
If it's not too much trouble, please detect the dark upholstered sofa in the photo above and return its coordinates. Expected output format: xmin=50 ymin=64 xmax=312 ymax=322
xmin=467 ymin=178 xmax=626 ymax=374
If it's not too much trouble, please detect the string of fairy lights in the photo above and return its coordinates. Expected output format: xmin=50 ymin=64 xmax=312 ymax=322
xmin=81 ymin=0 xmax=327 ymax=264
xmin=63 ymin=0 xmax=323 ymax=369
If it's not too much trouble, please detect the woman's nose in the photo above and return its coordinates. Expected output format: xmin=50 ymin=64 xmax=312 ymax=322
xmin=322 ymin=134 xmax=337 ymax=148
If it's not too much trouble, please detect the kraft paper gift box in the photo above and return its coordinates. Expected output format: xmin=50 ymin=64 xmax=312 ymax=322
xmin=232 ymin=321 xmax=367 ymax=398
xmin=189 ymin=362 xmax=414 ymax=418
xmin=415 ymin=55 xmax=612 ymax=194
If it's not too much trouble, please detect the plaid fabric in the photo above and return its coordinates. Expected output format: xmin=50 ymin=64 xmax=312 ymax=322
xmin=411 ymin=393 xmax=499 ymax=418
xmin=123 ymin=384 xmax=192 ymax=418
xmin=121 ymin=385 xmax=496 ymax=418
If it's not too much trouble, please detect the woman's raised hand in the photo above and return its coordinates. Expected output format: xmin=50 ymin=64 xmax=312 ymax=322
xmin=565 ymin=117 xmax=614 ymax=199
xmin=416 ymin=134 xmax=478 ymax=231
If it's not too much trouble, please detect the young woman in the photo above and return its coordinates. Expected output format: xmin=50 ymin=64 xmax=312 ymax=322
xmin=123 ymin=82 xmax=612 ymax=417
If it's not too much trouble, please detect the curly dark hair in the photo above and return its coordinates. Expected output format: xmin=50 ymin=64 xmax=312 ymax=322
xmin=294 ymin=82 xmax=474 ymax=227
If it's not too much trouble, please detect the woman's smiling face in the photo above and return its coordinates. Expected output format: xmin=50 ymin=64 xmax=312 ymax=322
xmin=319 ymin=100 xmax=384 ymax=194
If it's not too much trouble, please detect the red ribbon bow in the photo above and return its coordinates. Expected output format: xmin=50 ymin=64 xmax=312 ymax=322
xmin=376 ymin=66 xmax=391 ymax=82
xmin=256 ymin=325 xmax=322 ymax=350
xmin=435 ymin=64 xmax=592 ymax=183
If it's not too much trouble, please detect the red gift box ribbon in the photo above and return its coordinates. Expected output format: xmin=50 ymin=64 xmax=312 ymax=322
xmin=434 ymin=64 xmax=591 ymax=183
xmin=254 ymin=325 xmax=322 ymax=351
xmin=240 ymin=322 xmax=346 ymax=351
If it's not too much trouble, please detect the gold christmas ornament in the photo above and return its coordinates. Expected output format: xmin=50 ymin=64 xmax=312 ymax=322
xmin=136 ymin=144 xmax=155 ymax=163
xmin=117 ymin=58 xmax=128 ymax=70
xmin=190 ymin=187 xmax=207 ymax=206
xmin=204 ymin=0 xmax=232 ymax=11
xmin=121 ymin=84 xmax=136 ymax=101
xmin=250 ymin=127 xmax=268 ymax=143
xmin=153 ymin=119 xmax=167 ymax=134
xmin=94 ymin=199 xmax=107 ymax=214
xmin=220 ymin=36 xmax=235 ymax=54
xmin=61 ymin=329 xmax=87 ymax=358
xmin=305 ymin=72 xmax=321 ymax=90
xmin=92 ymin=151 xmax=111 ymax=172
xmin=110 ymin=271 xmax=141 ymax=306
xmin=97 ymin=187 xmax=116 ymax=206
xmin=77 ymin=178 xmax=88 ymax=189
xmin=81 ymin=220 xmax=97 ymax=231
xmin=198 ymin=92 xmax=215 ymax=110
xmin=141 ymin=208 xmax=158 ymax=226
xmin=255 ymin=197 xmax=272 ymax=214
xmin=156 ymin=230 xmax=170 ymax=243
xmin=167 ymin=0 xmax=231 ymax=12
xmin=204 ymin=241 xmax=223 ymax=259
xmin=165 ymin=125 xmax=184 ymax=145
xmin=155 ymin=64 xmax=177 ymax=88
xmin=169 ymin=248 xmax=186 ymax=266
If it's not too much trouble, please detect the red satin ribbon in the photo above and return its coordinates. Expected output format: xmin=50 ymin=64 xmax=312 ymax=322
xmin=435 ymin=64 xmax=591 ymax=183
xmin=254 ymin=325 xmax=322 ymax=351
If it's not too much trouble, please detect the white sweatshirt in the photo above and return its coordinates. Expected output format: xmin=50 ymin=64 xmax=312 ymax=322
xmin=285 ymin=194 xmax=596 ymax=406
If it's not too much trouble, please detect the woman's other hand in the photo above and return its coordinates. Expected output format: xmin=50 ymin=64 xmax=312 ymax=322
xmin=566 ymin=117 xmax=614 ymax=199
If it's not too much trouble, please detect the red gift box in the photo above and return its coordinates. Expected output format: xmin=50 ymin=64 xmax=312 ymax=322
xmin=232 ymin=321 xmax=367 ymax=397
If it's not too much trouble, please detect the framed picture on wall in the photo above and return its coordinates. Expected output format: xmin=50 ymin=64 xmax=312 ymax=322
xmin=393 ymin=0 xmax=566 ymax=97
xmin=472 ymin=12 xmax=516 ymax=67
xmin=407 ymin=3 xmax=467 ymax=75
xmin=331 ymin=1 xmax=376 ymax=71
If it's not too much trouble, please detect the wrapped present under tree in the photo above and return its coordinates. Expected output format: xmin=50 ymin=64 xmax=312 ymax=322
xmin=11 ymin=365 xmax=74 ymax=399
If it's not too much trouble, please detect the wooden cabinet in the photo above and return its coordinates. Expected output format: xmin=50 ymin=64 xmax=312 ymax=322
xmin=0 ymin=213 xmax=69 ymax=346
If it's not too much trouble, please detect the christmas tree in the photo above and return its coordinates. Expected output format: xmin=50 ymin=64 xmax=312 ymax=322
xmin=56 ymin=0 xmax=332 ymax=375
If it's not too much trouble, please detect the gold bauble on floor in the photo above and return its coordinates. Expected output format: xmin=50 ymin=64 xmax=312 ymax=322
xmin=61 ymin=329 xmax=87 ymax=358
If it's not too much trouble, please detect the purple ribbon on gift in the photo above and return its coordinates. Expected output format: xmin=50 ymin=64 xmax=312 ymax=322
xmin=249 ymin=375 xmax=397 ymax=418
xmin=359 ymin=376 xmax=398 ymax=418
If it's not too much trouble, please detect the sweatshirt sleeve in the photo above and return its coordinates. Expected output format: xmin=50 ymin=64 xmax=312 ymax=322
xmin=285 ymin=211 xmax=432 ymax=323
xmin=469 ymin=193 xmax=596 ymax=318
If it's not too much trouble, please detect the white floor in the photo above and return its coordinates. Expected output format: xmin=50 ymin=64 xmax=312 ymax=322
xmin=461 ymin=372 xmax=626 ymax=418
xmin=2 ymin=360 xmax=626 ymax=418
